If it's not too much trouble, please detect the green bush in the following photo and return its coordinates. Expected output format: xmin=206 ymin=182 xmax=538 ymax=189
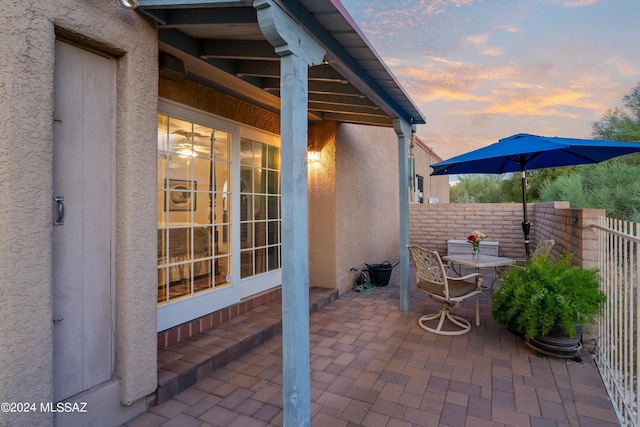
xmin=450 ymin=174 xmax=503 ymax=203
xmin=491 ymin=254 xmax=605 ymax=339
xmin=540 ymin=159 xmax=640 ymax=222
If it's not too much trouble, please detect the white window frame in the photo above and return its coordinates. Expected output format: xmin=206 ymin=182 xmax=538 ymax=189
xmin=157 ymin=99 xmax=282 ymax=332
xmin=235 ymin=126 xmax=282 ymax=300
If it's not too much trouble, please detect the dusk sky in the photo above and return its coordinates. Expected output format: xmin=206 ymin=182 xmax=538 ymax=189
xmin=341 ymin=0 xmax=640 ymax=161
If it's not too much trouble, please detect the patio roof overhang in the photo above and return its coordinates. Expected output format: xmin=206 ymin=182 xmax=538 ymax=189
xmin=137 ymin=0 xmax=426 ymax=127
xmin=134 ymin=2 xmax=419 ymax=423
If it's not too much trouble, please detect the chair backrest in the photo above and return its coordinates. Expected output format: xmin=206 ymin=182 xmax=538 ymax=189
xmin=407 ymin=245 xmax=449 ymax=297
xmin=533 ymin=239 xmax=555 ymax=258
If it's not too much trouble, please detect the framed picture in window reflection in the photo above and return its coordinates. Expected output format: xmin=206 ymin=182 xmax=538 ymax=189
xmin=166 ymin=179 xmax=196 ymax=211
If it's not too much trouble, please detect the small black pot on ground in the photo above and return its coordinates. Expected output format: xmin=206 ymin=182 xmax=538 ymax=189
xmin=365 ymin=262 xmax=393 ymax=287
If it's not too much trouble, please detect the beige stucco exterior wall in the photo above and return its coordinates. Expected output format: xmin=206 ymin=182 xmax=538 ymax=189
xmin=159 ymin=77 xmax=280 ymax=134
xmin=308 ymin=121 xmax=339 ymax=289
xmin=430 ymin=175 xmax=450 ymax=204
xmin=337 ymin=124 xmax=401 ymax=292
xmin=411 ymin=139 xmax=450 ymax=204
xmin=0 ymin=2 xmax=157 ymax=426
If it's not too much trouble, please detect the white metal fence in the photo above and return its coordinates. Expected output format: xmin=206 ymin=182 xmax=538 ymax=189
xmin=591 ymin=217 xmax=640 ymax=426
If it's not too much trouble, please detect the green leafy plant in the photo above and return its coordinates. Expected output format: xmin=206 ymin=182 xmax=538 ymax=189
xmin=540 ymin=160 xmax=640 ymax=222
xmin=492 ymin=254 xmax=605 ymax=339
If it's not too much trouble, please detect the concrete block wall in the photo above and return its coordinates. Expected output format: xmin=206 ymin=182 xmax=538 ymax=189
xmin=409 ymin=202 xmax=528 ymax=259
xmin=409 ymin=201 xmax=606 ymax=267
xmin=533 ymin=202 xmax=605 ymax=269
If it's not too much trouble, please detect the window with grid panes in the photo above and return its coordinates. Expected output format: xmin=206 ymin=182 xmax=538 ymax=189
xmin=239 ymin=137 xmax=281 ymax=278
xmin=157 ymin=114 xmax=232 ymax=304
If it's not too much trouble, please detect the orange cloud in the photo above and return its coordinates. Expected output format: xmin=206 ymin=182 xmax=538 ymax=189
xmin=465 ymin=34 xmax=489 ymax=46
xmin=494 ymin=24 xmax=520 ymax=33
xmin=599 ymin=56 xmax=638 ymax=77
xmin=419 ymin=131 xmax=497 ymax=161
xmin=387 ymin=53 xmax=622 ymax=122
xmin=480 ymin=47 xmax=504 ymax=56
xmin=479 ymin=90 xmax=587 ymax=118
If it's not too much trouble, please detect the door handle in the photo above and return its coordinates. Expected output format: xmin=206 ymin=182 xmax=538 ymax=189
xmin=53 ymin=196 xmax=64 ymax=226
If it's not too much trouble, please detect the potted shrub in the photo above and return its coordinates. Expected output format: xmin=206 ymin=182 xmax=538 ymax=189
xmin=492 ymin=253 xmax=605 ymax=359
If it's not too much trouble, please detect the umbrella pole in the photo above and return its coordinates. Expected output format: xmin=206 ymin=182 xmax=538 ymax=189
xmin=521 ymin=169 xmax=531 ymax=258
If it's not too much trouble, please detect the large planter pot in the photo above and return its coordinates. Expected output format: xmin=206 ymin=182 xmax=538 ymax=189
xmin=526 ymin=323 xmax=583 ymax=360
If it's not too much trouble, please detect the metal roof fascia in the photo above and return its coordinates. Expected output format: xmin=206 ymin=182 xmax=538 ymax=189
xmin=138 ymin=0 xmax=247 ymax=6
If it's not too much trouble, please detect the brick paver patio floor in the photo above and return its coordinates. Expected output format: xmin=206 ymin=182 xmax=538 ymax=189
xmin=125 ymin=265 xmax=619 ymax=426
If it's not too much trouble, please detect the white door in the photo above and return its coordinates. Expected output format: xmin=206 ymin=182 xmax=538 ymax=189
xmin=52 ymin=40 xmax=115 ymax=402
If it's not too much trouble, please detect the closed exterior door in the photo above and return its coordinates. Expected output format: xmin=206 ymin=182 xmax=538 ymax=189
xmin=52 ymin=40 xmax=115 ymax=402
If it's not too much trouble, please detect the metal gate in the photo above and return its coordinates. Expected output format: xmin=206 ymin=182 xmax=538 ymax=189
xmin=591 ymin=217 xmax=640 ymax=426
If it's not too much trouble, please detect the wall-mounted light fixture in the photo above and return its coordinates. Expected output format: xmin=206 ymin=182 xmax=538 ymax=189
xmin=307 ymin=150 xmax=321 ymax=164
xmin=116 ymin=0 xmax=139 ymax=9
xmin=307 ymin=133 xmax=321 ymax=163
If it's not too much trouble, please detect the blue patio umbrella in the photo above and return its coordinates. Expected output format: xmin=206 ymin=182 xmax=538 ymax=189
xmin=431 ymin=133 xmax=640 ymax=257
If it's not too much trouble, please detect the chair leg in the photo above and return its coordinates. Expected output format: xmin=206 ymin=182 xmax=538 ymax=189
xmin=418 ymin=302 xmax=472 ymax=336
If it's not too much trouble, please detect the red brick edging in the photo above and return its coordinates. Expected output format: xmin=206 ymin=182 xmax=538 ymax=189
xmin=156 ymin=288 xmax=282 ymax=350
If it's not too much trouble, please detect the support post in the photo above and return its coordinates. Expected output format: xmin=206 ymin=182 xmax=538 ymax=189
xmin=255 ymin=1 xmax=325 ymax=425
xmin=394 ymin=119 xmax=413 ymax=312
xmin=521 ymin=169 xmax=531 ymax=259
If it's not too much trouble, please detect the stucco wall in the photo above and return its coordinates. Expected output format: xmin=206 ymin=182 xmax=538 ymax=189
xmin=430 ymin=175 xmax=450 ymax=203
xmin=0 ymin=2 xmax=157 ymax=426
xmin=412 ymin=141 xmax=450 ymax=204
xmin=159 ymin=77 xmax=280 ymax=134
xmin=308 ymin=121 xmax=339 ymax=289
xmin=330 ymin=123 xmax=401 ymax=294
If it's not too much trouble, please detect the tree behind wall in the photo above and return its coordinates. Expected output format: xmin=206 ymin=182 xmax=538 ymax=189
xmin=593 ymin=83 xmax=640 ymax=143
xmin=450 ymin=169 xmax=572 ymax=204
xmin=451 ymin=83 xmax=640 ymax=210
xmin=539 ymin=82 xmax=640 ymax=222
xmin=450 ymin=174 xmax=503 ymax=203
xmin=498 ymin=167 xmax=573 ymax=203
xmin=540 ymin=160 xmax=640 ymax=222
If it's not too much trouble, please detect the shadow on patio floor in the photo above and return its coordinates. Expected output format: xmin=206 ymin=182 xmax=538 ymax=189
xmin=126 ymin=265 xmax=619 ymax=427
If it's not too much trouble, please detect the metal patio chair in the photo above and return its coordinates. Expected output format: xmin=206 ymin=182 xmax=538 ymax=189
xmin=513 ymin=239 xmax=556 ymax=267
xmin=407 ymin=245 xmax=484 ymax=336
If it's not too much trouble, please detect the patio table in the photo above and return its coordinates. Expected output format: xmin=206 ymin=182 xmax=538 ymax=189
xmin=443 ymin=254 xmax=514 ymax=289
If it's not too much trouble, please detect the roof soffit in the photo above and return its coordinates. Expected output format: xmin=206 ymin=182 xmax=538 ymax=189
xmin=138 ymin=0 xmax=425 ymax=127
